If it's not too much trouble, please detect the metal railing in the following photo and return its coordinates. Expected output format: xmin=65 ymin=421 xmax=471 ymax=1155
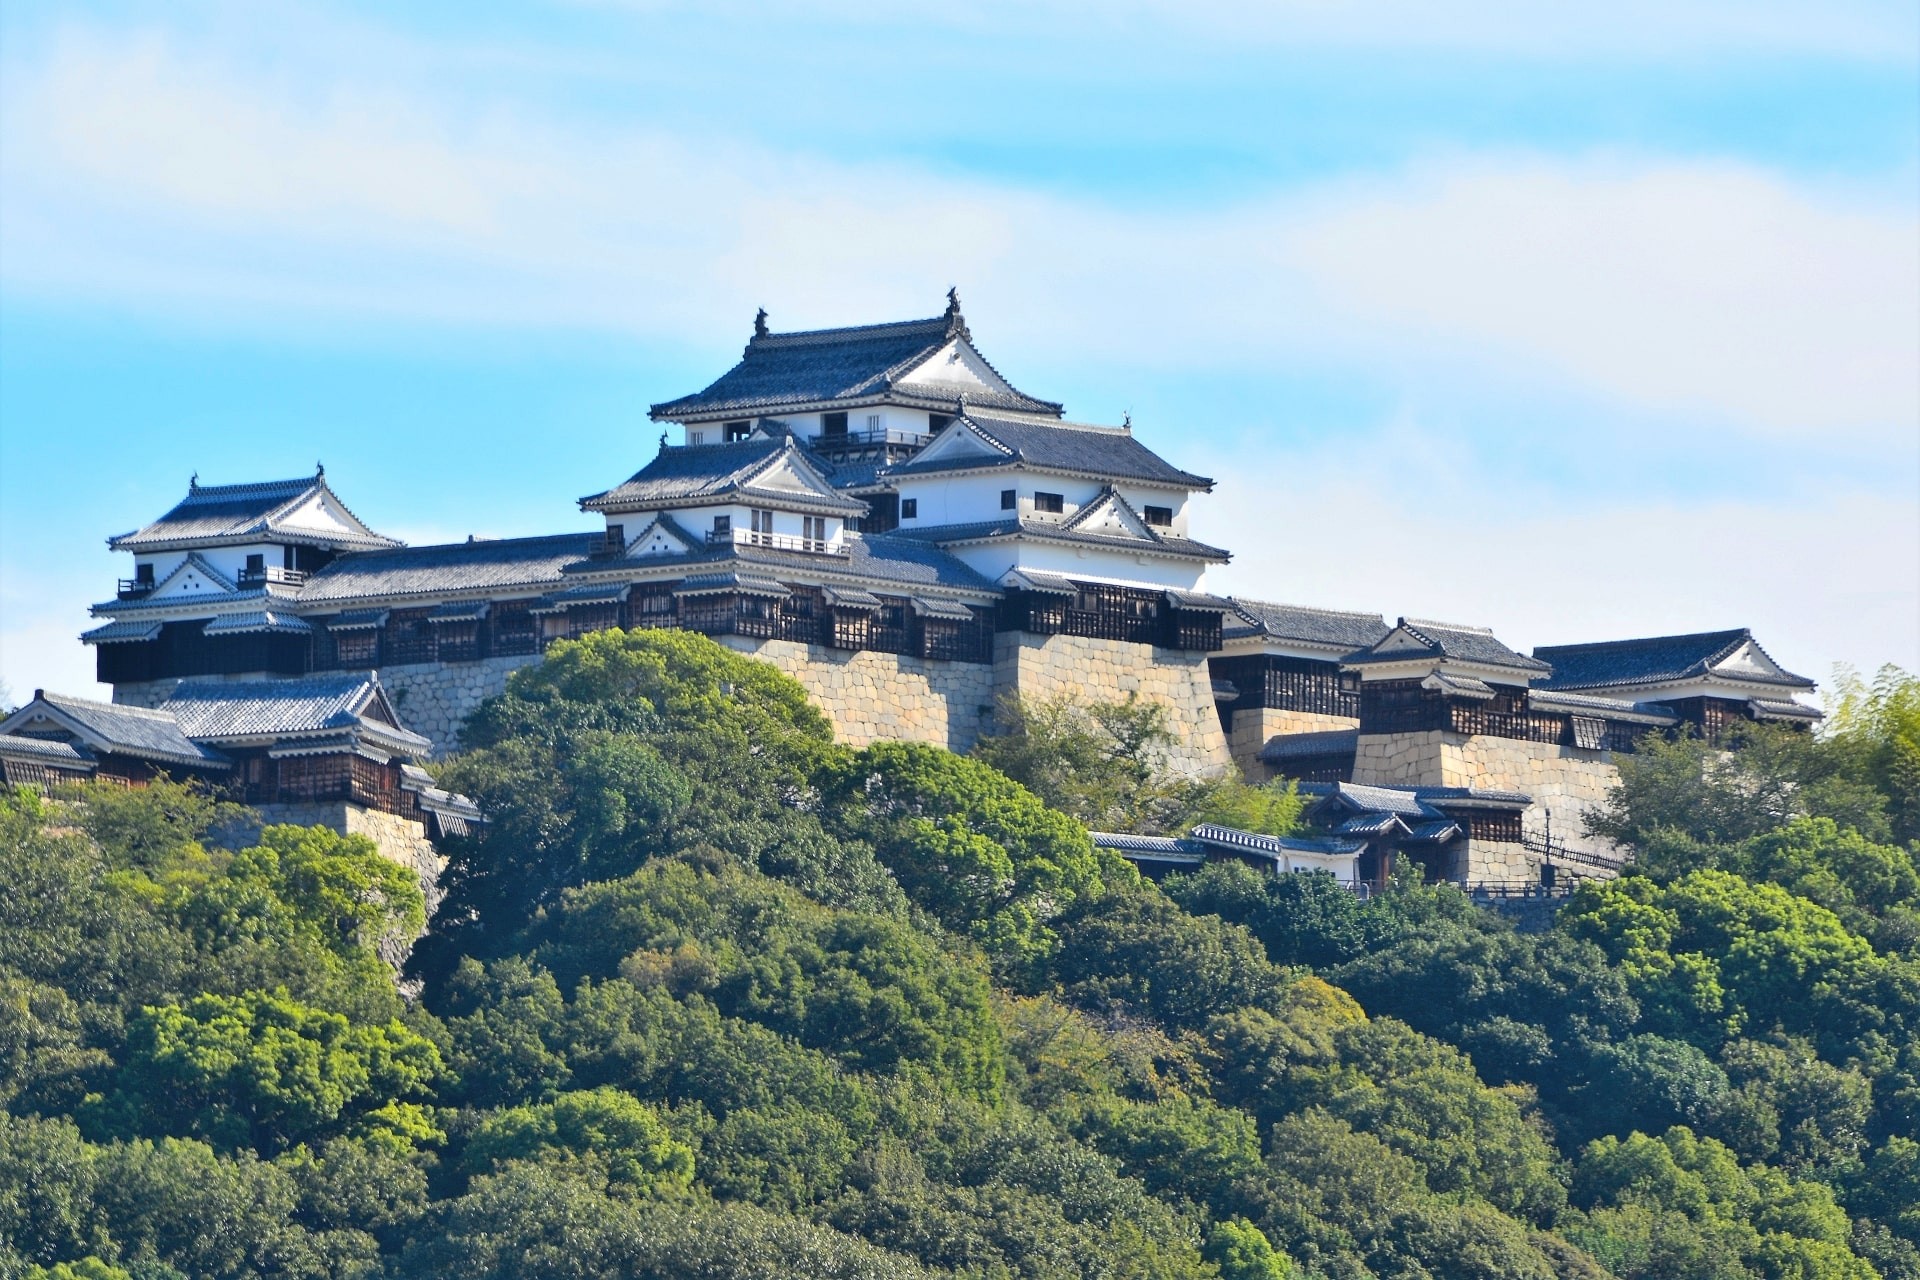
xmin=814 ymin=427 xmax=932 ymax=450
xmin=117 ymin=579 xmax=155 ymax=599
xmin=235 ymin=566 xmax=307 ymax=588
xmin=706 ymin=529 xmax=844 ymax=555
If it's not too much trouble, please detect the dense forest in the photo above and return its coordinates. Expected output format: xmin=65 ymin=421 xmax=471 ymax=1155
xmin=3 ymin=629 xmax=1916 ymax=1280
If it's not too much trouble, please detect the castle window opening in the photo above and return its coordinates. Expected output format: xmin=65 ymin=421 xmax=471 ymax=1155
xmin=823 ymin=411 xmax=848 ymax=437
xmin=901 ymin=499 xmax=918 ymax=519
xmin=1144 ymin=505 xmax=1173 ymax=527
xmin=1034 ymin=492 xmax=1064 ymax=514
xmin=1001 ymin=489 xmax=1016 ymax=510
xmin=724 ymin=420 xmax=751 ymax=441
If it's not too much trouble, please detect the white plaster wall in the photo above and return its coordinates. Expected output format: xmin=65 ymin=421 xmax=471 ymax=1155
xmin=946 ymin=539 xmax=1207 ymax=591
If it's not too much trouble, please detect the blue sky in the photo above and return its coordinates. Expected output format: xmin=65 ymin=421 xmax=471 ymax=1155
xmin=2 ymin=0 xmax=1916 ymax=702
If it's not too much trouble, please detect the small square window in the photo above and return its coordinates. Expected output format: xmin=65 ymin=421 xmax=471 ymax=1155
xmin=1000 ymin=489 xmax=1016 ymax=510
xmin=822 ymin=411 xmax=848 ymax=436
xmin=713 ymin=515 xmax=731 ymax=535
xmin=929 ymin=413 xmax=953 ymax=432
xmin=689 ymin=430 xmax=705 ymax=445
xmin=1033 ymin=492 xmax=1064 ymax=514
xmin=866 ymin=414 xmax=882 ymax=430
xmin=1143 ymin=505 xmax=1173 ymax=527
xmin=901 ymin=498 xmax=919 ymax=519
xmin=725 ymin=420 xmax=752 ymax=441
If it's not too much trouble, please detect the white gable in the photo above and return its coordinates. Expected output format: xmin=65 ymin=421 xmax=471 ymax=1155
xmin=894 ymin=338 xmax=1019 ymax=398
xmin=1709 ymin=639 xmax=1792 ymax=682
xmin=151 ymin=555 xmax=236 ymax=601
xmin=626 ymin=517 xmax=695 ymax=559
xmin=272 ymin=491 xmax=362 ymax=539
xmin=3 ymin=712 xmax=80 ymax=746
xmin=908 ymin=421 xmax=1011 ymax=467
xmin=1063 ymin=490 xmax=1156 ymax=543
xmin=748 ymin=454 xmax=827 ymax=497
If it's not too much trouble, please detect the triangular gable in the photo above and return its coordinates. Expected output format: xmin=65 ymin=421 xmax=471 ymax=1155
xmin=265 ymin=485 xmax=385 ymax=544
xmin=732 ymin=443 xmax=866 ymax=513
xmin=1356 ymin=624 xmax=1436 ymax=662
xmin=905 ymin=419 xmax=1015 ymax=468
xmin=149 ymin=553 xmax=240 ymax=602
xmin=624 ymin=515 xmax=698 ymax=559
xmin=1060 ymin=487 xmax=1160 ymax=543
xmin=355 ymin=680 xmax=403 ymax=730
xmin=893 ymin=337 xmax=1024 ymax=401
xmin=0 ymin=709 xmax=86 ymax=750
xmin=1707 ymin=636 xmax=1796 ymax=683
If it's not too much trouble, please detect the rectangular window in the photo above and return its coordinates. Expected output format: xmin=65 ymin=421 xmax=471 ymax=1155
xmin=1033 ymin=492 xmax=1064 ymax=514
xmin=603 ymin=524 xmax=624 ymax=550
xmin=689 ymin=431 xmax=706 ymax=445
xmin=725 ymin=420 xmax=752 ymax=441
xmin=751 ymin=509 xmax=773 ymax=535
xmin=245 ymin=553 xmax=265 ymax=573
xmin=822 ymin=412 xmax=848 ymax=437
xmin=803 ymin=516 xmax=826 ymax=547
xmin=866 ymin=414 xmax=882 ymax=431
xmin=712 ymin=514 xmax=731 ymax=536
xmin=929 ymin=413 xmax=953 ymax=432
xmin=901 ymin=498 xmax=918 ymax=519
xmin=134 ymin=563 xmax=155 ymax=584
xmin=1000 ymin=489 xmax=1016 ymax=510
xmin=1143 ymin=505 xmax=1173 ymax=527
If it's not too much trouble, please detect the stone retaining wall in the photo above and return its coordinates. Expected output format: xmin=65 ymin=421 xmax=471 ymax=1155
xmin=721 ymin=637 xmax=997 ymax=752
xmin=994 ymin=632 xmax=1232 ymax=775
xmin=377 ymin=654 xmax=545 ymax=755
xmin=1354 ymin=729 xmax=1626 ymax=884
xmin=1228 ymin=707 xmax=1358 ymax=779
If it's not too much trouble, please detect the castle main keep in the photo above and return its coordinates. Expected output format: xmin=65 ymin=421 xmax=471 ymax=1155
xmin=61 ymin=295 xmax=1822 ymax=891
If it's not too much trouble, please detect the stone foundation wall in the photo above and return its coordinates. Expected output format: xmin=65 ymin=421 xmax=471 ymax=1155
xmin=377 ymin=654 xmax=545 ymax=756
xmin=1354 ymin=729 xmax=1626 ymax=885
xmin=1228 ymin=707 xmax=1358 ymax=780
xmin=720 ymin=638 xmax=997 ymax=752
xmin=113 ymin=678 xmax=184 ymax=710
xmin=994 ymin=633 xmax=1232 ymax=775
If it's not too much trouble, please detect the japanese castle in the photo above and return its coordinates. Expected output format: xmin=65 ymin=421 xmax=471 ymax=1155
xmin=22 ymin=292 xmax=1822 ymax=893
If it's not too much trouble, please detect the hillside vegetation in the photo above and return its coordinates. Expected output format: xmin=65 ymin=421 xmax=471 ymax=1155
xmin=2 ymin=631 xmax=1915 ymax=1280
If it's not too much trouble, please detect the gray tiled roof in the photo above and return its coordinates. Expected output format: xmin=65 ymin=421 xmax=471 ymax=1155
xmin=297 ymin=533 xmax=598 ymax=605
xmin=110 ymin=473 xmax=397 ymax=552
xmin=161 ymin=675 xmax=431 ymax=754
xmin=1258 ymin=729 xmax=1359 ymax=762
xmin=886 ymin=414 xmax=1213 ymax=489
xmin=81 ymin=620 xmax=164 ymax=644
xmin=201 ymin=611 xmax=313 ymax=636
xmin=1533 ymin=629 xmax=1815 ymax=692
xmin=1528 ymin=689 xmax=1678 ymax=726
xmin=1 ymin=694 xmax=230 ymax=769
xmin=1347 ymin=617 xmax=1552 ymax=674
xmin=894 ymin=515 xmax=1229 ymax=563
xmin=649 ymin=309 xmax=1061 ymax=419
xmin=1090 ymin=832 xmax=1200 ymax=857
xmin=1224 ymin=599 xmax=1391 ymax=650
xmin=581 ymin=437 xmax=865 ymax=515
xmin=1188 ymin=823 xmax=1368 ymax=858
xmin=0 ymin=734 xmax=95 ymax=765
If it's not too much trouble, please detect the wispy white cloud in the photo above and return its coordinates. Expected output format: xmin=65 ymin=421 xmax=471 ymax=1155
xmin=1190 ymin=420 xmax=1920 ymax=679
xmin=4 ymin=28 xmax=1913 ymax=448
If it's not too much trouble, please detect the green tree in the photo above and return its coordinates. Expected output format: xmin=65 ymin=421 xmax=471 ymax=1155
xmin=466 ymin=1087 xmax=694 ymax=1196
xmin=825 ymin=740 xmax=1123 ymax=970
xmin=106 ymin=989 xmax=442 ymax=1152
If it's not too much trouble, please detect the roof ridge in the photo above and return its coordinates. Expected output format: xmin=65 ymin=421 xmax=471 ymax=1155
xmin=41 ymin=691 xmax=181 ymax=720
xmin=1535 ymin=627 xmax=1750 ymax=654
xmin=750 ymin=316 xmax=946 ymax=348
xmin=182 ymin=474 xmax=317 ymax=500
xmin=1233 ymin=597 xmax=1385 ymax=620
xmin=1401 ymin=617 xmax=1497 ymax=635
